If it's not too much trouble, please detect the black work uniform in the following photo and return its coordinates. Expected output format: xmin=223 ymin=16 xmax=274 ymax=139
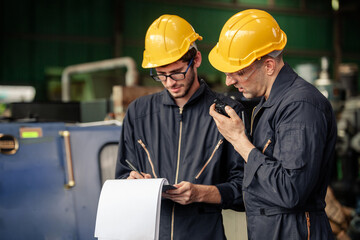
xmin=116 ymin=79 xmax=245 ymax=240
xmin=244 ymin=63 xmax=337 ymax=240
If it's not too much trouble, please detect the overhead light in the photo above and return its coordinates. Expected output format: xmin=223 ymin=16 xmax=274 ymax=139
xmin=332 ymin=0 xmax=339 ymax=11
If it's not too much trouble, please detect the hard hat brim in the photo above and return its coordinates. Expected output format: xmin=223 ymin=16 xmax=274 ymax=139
xmin=209 ymin=44 xmax=245 ymax=73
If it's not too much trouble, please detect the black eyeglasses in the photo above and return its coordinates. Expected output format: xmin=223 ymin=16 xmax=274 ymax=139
xmin=150 ymin=58 xmax=194 ymax=82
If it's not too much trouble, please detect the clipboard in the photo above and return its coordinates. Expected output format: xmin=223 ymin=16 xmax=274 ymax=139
xmin=162 ymin=184 xmax=177 ymax=192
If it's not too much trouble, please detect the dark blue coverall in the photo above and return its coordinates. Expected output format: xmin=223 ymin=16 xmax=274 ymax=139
xmin=244 ymin=63 xmax=337 ymax=240
xmin=116 ymin=79 xmax=245 ymax=240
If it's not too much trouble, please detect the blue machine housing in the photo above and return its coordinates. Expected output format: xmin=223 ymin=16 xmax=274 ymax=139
xmin=0 ymin=122 xmax=121 ymax=239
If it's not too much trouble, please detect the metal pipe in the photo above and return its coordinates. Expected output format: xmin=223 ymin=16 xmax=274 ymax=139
xmin=73 ymin=119 xmax=122 ymax=127
xmin=61 ymin=57 xmax=139 ymax=102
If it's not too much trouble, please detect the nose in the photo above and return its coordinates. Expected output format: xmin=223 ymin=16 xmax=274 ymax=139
xmin=225 ymin=75 xmax=237 ymax=86
xmin=163 ymin=77 xmax=177 ymax=87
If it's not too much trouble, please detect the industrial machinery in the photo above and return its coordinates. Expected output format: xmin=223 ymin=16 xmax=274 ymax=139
xmin=0 ymin=57 xmax=163 ymax=239
xmin=323 ymin=62 xmax=360 ymax=239
xmin=0 ymin=122 xmax=121 ymax=239
xmin=331 ymin=63 xmax=359 ymax=206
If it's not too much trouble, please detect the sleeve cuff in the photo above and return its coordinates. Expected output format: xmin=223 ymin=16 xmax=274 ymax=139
xmin=216 ymin=183 xmax=234 ymax=208
xmin=243 ymin=148 xmax=265 ymax=188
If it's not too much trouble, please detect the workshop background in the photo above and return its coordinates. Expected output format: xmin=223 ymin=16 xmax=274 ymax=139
xmin=1 ymin=0 xmax=360 ymax=239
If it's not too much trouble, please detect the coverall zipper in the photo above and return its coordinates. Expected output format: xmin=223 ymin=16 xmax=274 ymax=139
xmin=250 ymin=106 xmax=257 ymax=136
xmin=171 ymin=107 xmax=184 ymax=240
xmin=248 ymin=106 xmax=263 ymax=214
xmin=174 ymin=107 xmax=183 ymax=185
xmin=195 ymin=139 xmax=224 ymax=179
xmin=262 ymin=139 xmax=272 ymax=153
xmin=137 ymin=139 xmax=157 ymax=178
xmin=306 ymin=212 xmax=310 ymax=240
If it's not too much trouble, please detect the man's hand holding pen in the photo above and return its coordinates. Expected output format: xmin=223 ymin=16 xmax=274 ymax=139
xmin=127 ymin=171 xmax=152 ymax=179
xmin=125 ymin=159 xmax=152 ymax=179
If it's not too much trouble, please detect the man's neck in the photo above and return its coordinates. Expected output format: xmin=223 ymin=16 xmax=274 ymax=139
xmin=264 ymin=61 xmax=285 ymax=100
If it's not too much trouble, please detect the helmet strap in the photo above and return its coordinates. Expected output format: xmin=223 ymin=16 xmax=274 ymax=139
xmin=268 ymin=49 xmax=283 ymax=58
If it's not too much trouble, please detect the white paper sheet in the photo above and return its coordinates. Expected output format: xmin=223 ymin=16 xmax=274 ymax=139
xmin=94 ymin=178 xmax=169 ymax=240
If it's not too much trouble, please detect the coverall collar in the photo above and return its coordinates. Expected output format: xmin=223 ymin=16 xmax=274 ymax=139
xmin=257 ymin=62 xmax=297 ymax=110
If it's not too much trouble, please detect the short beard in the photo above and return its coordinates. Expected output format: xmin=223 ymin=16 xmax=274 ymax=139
xmin=173 ymin=67 xmax=196 ymax=99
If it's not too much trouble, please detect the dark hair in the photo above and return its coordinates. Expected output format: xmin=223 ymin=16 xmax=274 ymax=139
xmin=179 ymin=47 xmax=197 ymax=65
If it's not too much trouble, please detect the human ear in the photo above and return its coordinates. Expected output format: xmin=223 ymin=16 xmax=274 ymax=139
xmin=194 ymin=51 xmax=202 ymax=67
xmin=264 ymin=58 xmax=276 ymax=75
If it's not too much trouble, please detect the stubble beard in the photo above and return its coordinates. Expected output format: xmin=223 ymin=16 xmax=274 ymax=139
xmin=172 ymin=68 xmax=195 ymax=99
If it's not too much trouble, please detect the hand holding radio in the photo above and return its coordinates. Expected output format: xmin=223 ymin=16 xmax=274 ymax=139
xmin=214 ymin=98 xmax=230 ymax=118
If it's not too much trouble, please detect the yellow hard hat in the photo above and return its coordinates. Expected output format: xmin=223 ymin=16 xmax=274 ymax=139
xmin=209 ymin=9 xmax=287 ymax=73
xmin=142 ymin=14 xmax=203 ymax=68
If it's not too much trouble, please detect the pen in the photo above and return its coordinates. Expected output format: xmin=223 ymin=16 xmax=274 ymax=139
xmin=125 ymin=159 xmax=145 ymax=178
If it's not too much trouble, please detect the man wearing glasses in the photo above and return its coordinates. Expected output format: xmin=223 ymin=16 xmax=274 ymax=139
xmin=115 ymin=14 xmax=245 ymax=240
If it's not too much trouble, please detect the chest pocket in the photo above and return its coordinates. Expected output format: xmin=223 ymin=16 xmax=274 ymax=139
xmin=278 ymin=124 xmax=306 ymax=170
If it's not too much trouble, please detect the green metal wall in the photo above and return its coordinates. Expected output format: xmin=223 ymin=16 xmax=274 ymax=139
xmin=1 ymin=0 xmax=359 ymax=100
xmin=1 ymin=0 xmax=114 ymax=100
xmin=121 ymin=0 xmax=335 ymax=85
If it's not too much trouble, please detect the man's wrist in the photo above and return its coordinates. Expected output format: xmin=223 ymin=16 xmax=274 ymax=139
xmin=234 ymin=133 xmax=255 ymax=163
xmin=196 ymin=184 xmax=221 ymax=204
